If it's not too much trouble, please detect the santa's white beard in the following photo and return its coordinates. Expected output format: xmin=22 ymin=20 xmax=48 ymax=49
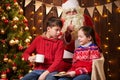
xmin=62 ymin=14 xmax=84 ymax=33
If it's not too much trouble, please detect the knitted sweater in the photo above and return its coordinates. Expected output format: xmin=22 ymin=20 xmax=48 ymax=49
xmin=22 ymin=35 xmax=64 ymax=72
xmin=69 ymin=43 xmax=101 ymax=76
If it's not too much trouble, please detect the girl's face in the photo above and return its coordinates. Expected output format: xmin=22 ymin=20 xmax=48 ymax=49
xmin=47 ymin=26 xmax=61 ymax=39
xmin=78 ymin=29 xmax=92 ymax=46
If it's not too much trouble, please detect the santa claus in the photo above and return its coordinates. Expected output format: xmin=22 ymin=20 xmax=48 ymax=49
xmin=59 ymin=0 xmax=101 ymax=71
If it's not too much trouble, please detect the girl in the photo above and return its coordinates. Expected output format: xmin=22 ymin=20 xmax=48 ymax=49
xmin=58 ymin=26 xmax=101 ymax=80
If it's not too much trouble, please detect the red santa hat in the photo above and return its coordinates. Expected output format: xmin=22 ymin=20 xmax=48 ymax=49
xmin=62 ymin=0 xmax=79 ymax=10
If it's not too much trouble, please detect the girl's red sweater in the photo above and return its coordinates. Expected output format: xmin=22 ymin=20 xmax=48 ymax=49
xmin=69 ymin=43 xmax=101 ymax=76
xmin=22 ymin=35 xmax=64 ymax=72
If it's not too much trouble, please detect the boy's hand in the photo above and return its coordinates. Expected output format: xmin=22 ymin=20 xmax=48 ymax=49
xmin=28 ymin=55 xmax=36 ymax=62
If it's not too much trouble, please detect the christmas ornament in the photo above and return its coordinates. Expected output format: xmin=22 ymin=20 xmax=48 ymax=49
xmin=14 ymin=2 xmax=18 ymax=6
xmin=0 ymin=29 xmax=5 ymax=34
xmin=9 ymin=39 xmax=15 ymax=46
xmin=6 ymin=6 xmax=11 ymax=10
xmin=3 ymin=55 xmax=8 ymax=62
xmin=13 ymin=25 xmax=18 ymax=29
xmin=28 ymin=36 xmax=32 ymax=40
xmin=25 ymin=38 xmax=30 ymax=43
xmin=25 ymin=27 xmax=29 ymax=30
xmin=14 ymin=39 xmax=19 ymax=44
xmin=12 ymin=63 xmax=17 ymax=71
xmin=1 ymin=16 xmax=6 ymax=20
xmin=4 ymin=19 xmax=9 ymax=24
xmin=32 ymin=26 xmax=36 ymax=31
xmin=1 ymin=71 xmax=7 ymax=79
xmin=8 ymin=59 xmax=13 ymax=63
xmin=13 ymin=16 xmax=19 ymax=22
xmin=19 ymin=8 xmax=23 ymax=14
xmin=18 ymin=45 xmax=23 ymax=50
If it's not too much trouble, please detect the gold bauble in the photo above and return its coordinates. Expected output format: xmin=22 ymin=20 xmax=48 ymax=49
xmin=3 ymin=57 xmax=8 ymax=62
xmin=1 ymin=16 xmax=6 ymax=20
xmin=8 ymin=59 xmax=13 ymax=63
xmin=19 ymin=8 xmax=23 ymax=14
xmin=25 ymin=27 xmax=29 ymax=30
xmin=14 ymin=2 xmax=18 ymax=6
xmin=9 ymin=40 xmax=15 ymax=46
xmin=25 ymin=38 xmax=30 ymax=43
xmin=28 ymin=70 xmax=32 ymax=73
xmin=1 ymin=73 xmax=7 ymax=78
xmin=1 ymin=29 xmax=5 ymax=34
xmin=28 ymin=36 xmax=32 ymax=40
xmin=14 ymin=39 xmax=19 ymax=44
xmin=6 ymin=6 xmax=11 ymax=10
xmin=12 ymin=66 xmax=17 ymax=71
xmin=13 ymin=25 xmax=18 ymax=29
xmin=32 ymin=26 xmax=36 ymax=31
xmin=13 ymin=16 xmax=19 ymax=22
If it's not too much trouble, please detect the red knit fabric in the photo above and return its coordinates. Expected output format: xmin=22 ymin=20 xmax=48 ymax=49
xmin=69 ymin=44 xmax=101 ymax=76
xmin=22 ymin=35 xmax=64 ymax=72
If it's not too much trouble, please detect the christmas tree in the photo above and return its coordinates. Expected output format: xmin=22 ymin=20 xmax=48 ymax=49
xmin=0 ymin=0 xmax=33 ymax=79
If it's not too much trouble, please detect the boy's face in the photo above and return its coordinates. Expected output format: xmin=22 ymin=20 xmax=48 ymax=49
xmin=47 ymin=26 xmax=61 ymax=39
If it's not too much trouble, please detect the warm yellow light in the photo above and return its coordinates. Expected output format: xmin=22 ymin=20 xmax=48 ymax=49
xmin=31 ymin=11 xmax=34 ymax=15
xmin=106 ymin=37 xmax=109 ymax=40
xmin=119 ymin=34 xmax=120 ymax=37
xmin=117 ymin=46 xmax=120 ymax=50
xmin=107 ymin=0 xmax=110 ymax=3
xmin=81 ymin=3 xmax=84 ymax=6
xmin=104 ymin=44 xmax=108 ymax=48
xmin=108 ymin=60 xmax=112 ymax=63
xmin=109 ymin=74 xmax=112 ymax=77
xmin=108 ymin=22 xmax=111 ymax=25
xmin=93 ymin=17 xmax=98 ymax=21
xmin=38 ymin=20 xmax=42 ymax=23
xmin=105 ymin=52 xmax=108 ymax=54
xmin=94 ymin=2 xmax=98 ymax=6
xmin=103 ymin=14 xmax=108 ymax=17
xmin=39 ymin=12 xmax=42 ymax=16
xmin=116 ymin=8 xmax=120 ymax=13
xmin=108 ymin=29 xmax=111 ymax=32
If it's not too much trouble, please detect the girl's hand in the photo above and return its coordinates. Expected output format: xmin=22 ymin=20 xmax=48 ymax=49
xmin=66 ymin=71 xmax=76 ymax=77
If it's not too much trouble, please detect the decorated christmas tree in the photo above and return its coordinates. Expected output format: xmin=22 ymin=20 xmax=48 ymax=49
xmin=0 ymin=0 xmax=33 ymax=79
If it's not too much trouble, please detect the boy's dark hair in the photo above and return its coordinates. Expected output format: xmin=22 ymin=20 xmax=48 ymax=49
xmin=47 ymin=16 xmax=63 ymax=28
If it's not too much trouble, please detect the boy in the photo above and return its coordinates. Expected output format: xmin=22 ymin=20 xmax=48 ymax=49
xmin=22 ymin=17 xmax=64 ymax=80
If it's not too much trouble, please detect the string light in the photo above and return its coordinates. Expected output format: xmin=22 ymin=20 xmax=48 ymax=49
xmin=107 ymin=0 xmax=111 ymax=3
xmin=117 ymin=46 xmax=120 ymax=50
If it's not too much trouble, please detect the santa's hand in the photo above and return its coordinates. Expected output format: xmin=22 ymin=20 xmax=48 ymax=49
xmin=67 ymin=21 xmax=74 ymax=32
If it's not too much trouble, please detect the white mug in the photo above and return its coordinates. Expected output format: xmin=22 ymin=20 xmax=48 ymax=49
xmin=35 ymin=54 xmax=44 ymax=63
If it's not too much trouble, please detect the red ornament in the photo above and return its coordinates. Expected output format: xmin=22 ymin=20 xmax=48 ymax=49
xmin=4 ymin=19 xmax=9 ymax=24
xmin=6 ymin=68 xmax=10 ymax=73
xmin=18 ymin=45 xmax=23 ymax=50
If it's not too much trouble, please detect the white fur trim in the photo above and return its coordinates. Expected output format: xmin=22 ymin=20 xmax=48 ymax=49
xmin=62 ymin=0 xmax=79 ymax=9
xmin=63 ymin=50 xmax=73 ymax=59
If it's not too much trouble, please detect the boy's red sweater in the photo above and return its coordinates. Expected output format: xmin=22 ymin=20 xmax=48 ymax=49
xmin=22 ymin=35 xmax=64 ymax=72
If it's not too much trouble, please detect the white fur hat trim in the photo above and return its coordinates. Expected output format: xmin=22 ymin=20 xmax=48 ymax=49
xmin=62 ymin=0 xmax=79 ymax=9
